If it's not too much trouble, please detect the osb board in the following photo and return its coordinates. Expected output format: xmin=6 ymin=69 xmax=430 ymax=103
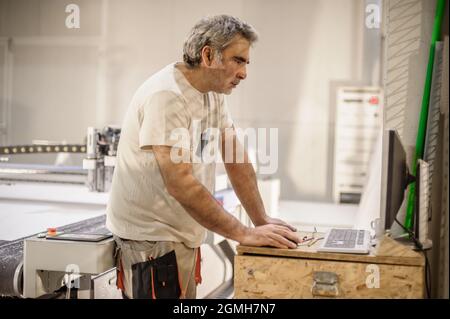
xmin=237 ymin=232 xmax=424 ymax=267
xmin=374 ymin=235 xmax=422 ymax=258
xmin=234 ymin=255 xmax=424 ymax=299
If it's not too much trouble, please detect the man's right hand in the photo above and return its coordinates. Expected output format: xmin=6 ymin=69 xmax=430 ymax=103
xmin=238 ymin=224 xmax=301 ymax=249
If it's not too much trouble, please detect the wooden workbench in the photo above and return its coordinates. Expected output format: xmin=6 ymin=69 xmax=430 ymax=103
xmin=234 ymin=233 xmax=425 ymax=299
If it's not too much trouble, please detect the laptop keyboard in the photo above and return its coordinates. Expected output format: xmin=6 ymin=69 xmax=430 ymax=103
xmin=324 ymin=229 xmax=365 ymax=249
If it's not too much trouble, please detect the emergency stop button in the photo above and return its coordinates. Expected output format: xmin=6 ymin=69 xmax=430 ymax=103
xmin=47 ymin=227 xmax=57 ymax=236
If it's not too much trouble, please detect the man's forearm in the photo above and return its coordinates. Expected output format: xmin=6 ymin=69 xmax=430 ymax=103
xmin=169 ymin=175 xmax=248 ymax=242
xmin=224 ymin=161 xmax=268 ymax=226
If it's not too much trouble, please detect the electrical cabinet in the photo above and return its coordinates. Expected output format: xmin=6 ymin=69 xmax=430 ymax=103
xmin=333 ymin=86 xmax=383 ymax=203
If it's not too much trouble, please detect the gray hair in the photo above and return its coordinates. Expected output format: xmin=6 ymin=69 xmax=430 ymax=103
xmin=183 ymin=15 xmax=258 ymax=68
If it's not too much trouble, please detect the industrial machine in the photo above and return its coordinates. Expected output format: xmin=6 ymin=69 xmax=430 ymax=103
xmin=0 ymin=125 xmax=121 ymax=192
xmin=0 ymin=126 xmax=121 ymax=298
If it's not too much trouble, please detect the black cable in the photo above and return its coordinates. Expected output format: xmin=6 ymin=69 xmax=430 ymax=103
xmin=394 ymin=217 xmax=423 ymax=250
xmin=394 ymin=217 xmax=432 ymax=298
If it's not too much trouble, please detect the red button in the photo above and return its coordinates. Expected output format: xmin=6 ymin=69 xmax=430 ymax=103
xmin=369 ymin=96 xmax=379 ymax=105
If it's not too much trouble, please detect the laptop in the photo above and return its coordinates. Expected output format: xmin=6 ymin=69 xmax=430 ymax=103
xmin=317 ymin=228 xmax=371 ymax=254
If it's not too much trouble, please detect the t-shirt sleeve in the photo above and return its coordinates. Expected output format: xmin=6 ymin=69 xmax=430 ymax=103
xmin=138 ymin=91 xmax=191 ymax=150
xmin=219 ymin=95 xmax=234 ymax=131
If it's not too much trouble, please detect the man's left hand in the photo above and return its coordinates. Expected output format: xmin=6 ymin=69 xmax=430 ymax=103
xmin=262 ymin=216 xmax=297 ymax=232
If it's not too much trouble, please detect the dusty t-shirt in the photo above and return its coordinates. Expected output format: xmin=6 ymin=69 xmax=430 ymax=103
xmin=106 ymin=62 xmax=233 ymax=248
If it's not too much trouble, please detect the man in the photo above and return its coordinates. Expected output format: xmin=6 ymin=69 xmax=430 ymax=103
xmin=106 ymin=14 xmax=300 ymax=299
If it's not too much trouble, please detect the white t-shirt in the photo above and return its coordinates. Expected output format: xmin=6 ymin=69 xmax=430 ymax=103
xmin=106 ymin=62 xmax=233 ymax=248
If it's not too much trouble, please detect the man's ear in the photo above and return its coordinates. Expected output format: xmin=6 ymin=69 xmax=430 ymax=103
xmin=201 ymin=46 xmax=213 ymax=66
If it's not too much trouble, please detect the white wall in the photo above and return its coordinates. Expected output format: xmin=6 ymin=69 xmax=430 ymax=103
xmin=239 ymin=0 xmax=360 ymax=201
xmin=0 ymin=0 xmax=362 ymax=201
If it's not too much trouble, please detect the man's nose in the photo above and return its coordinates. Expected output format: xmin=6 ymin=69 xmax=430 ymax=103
xmin=237 ymin=66 xmax=247 ymax=80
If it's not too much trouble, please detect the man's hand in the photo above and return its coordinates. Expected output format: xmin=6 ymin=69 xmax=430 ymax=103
xmin=238 ymin=224 xmax=300 ymax=249
xmin=261 ymin=216 xmax=297 ymax=232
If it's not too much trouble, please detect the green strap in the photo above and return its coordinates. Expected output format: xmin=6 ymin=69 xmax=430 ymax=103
xmin=404 ymin=0 xmax=446 ymax=229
